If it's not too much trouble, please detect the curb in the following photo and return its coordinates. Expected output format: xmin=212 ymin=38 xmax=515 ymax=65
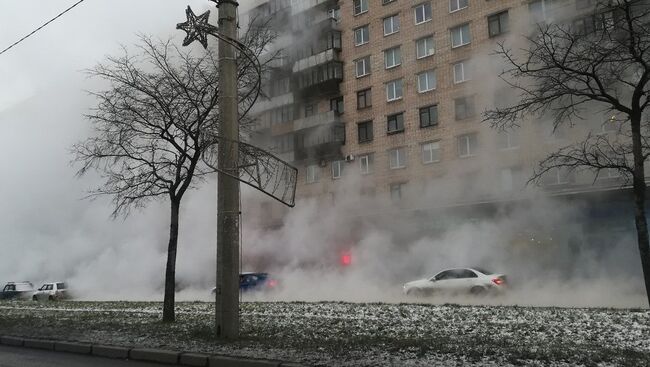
xmin=130 ymin=348 xmax=179 ymax=364
xmin=0 ymin=335 xmax=307 ymax=367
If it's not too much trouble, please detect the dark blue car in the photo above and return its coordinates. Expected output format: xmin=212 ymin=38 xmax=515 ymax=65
xmin=212 ymin=272 xmax=279 ymax=294
xmin=239 ymin=272 xmax=278 ymax=292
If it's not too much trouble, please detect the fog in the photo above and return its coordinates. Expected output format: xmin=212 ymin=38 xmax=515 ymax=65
xmin=0 ymin=1 xmax=646 ymax=308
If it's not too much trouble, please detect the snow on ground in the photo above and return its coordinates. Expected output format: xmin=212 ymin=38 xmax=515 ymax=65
xmin=0 ymin=301 xmax=648 ymax=366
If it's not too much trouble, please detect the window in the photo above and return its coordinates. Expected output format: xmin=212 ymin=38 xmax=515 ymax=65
xmin=386 ymin=79 xmax=403 ymax=101
xmin=415 ymin=36 xmax=435 ymax=59
xmin=422 ymin=141 xmax=441 ymax=164
xmin=498 ymin=130 xmax=519 ymax=150
xmin=357 ymin=88 xmax=372 ymax=109
xmin=488 ymin=11 xmax=509 ymax=37
xmin=355 ymin=56 xmax=371 ymax=77
xmin=419 ymin=105 xmax=438 ymax=128
xmin=417 ymin=69 xmax=437 ymax=93
xmin=306 ymin=165 xmax=320 ymax=183
xmin=543 ymin=167 xmax=574 ymax=185
xmin=454 ymin=96 xmax=475 ymax=120
xmin=529 ymin=0 xmax=548 ymax=23
xmin=274 ymin=134 xmax=294 ymax=153
xmin=414 ymin=3 xmax=432 ymax=24
xmin=434 ymin=270 xmax=454 ymax=280
xmin=354 ymin=25 xmax=369 ymax=46
xmin=387 ymin=112 xmax=405 ymax=134
xmin=383 ymin=0 xmax=396 ymax=4
xmin=453 ymin=60 xmax=471 ymax=83
xmin=359 ymin=153 xmax=374 ymax=174
xmin=304 ymin=103 xmax=316 ymax=117
xmin=599 ymin=168 xmax=620 ymax=179
xmin=383 ymin=14 xmax=400 ymax=36
xmin=457 ymin=133 xmax=478 ymax=157
xmin=449 ymin=0 xmax=468 ymax=13
xmin=330 ymin=97 xmax=344 ymax=114
xmin=332 ymin=160 xmax=344 ymax=179
xmin=328 ymin=7 xmax=341 ymax=22
xmin=501 ymin=167 xmax=522 ymax=192
xmin=390 ymin=182 xmax=406 ymax=200
xmin=389 ymin=147 xmax=407 ymax=169
xmin=358 ymin=120 xmax=373 ymax=143
xmin=384 ymin=47 xmax=402 ymax=69
xmin=353 ymin=0 xmax=368 ymax=15
xmin=450 ymin=24 xmax=471 ymax=48
xmin=269 ymin=77 xmax=290 ymax=97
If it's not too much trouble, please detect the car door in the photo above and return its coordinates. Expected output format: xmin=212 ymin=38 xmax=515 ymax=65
xmin=436 ymin=269 xmax=468 ymax=293
xmin=457 ymin=269 xmax=479 ymax=291
xmin=431 ymin=270 xmax=458 ymax=292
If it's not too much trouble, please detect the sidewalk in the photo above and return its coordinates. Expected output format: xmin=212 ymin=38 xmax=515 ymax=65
xmin=0 ymin=335 xmax=305 ymax=367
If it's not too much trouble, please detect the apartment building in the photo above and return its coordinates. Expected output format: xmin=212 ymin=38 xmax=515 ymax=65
xmin=248 ymin=0 xmax=636 ymax=239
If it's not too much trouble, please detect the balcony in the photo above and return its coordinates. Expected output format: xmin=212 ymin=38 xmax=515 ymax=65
xmin=250 ymin=92 xmax=293 ymax=114
xmin=293 ymin=48 xmax=339 ymax=73
xmin=294 ymin=110 xmax=340 ymax=131
xmin=291 ymin=10 xmax=341 ymax=32
xmin=294 ymin=123 xmax=345 ymax=161
xmin=294 ymin=61 xmax=343 ymax=98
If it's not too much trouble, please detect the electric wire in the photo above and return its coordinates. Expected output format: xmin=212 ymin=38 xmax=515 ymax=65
xmin=0 ymin=0 xmax=88 ymax=57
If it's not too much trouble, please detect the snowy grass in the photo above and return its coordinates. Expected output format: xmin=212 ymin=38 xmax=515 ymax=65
xmin=0 ymin=301 xmax=648 ymax=366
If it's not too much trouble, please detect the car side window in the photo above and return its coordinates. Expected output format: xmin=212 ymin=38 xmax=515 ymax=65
xmin=56 ymin=283 xmax=66 ymax=289
xmin=46 ymin=284 xmax=53 ymax=291
xmin=455 ymin=269 xmax=478 ymax=278
xmin=435 ymin=271 xmax=452 ymax=280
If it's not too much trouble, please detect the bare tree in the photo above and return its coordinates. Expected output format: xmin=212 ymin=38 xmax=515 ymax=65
xmin=484 ymin=0 xmax=650 ymax=303
xmin=73 ymin=21 xmax=276 ymax=322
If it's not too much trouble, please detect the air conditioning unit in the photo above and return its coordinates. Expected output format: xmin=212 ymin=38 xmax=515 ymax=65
xmin=345 ymin=154 xmax=355 ymax=162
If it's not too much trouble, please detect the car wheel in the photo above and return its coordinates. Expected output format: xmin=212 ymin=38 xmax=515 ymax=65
xmin=48 ymin=295 xmax=54 ymax=301
xmin=470 ymin=286 xmax=486 ymax=296
xmin=32 ymin=295 xmax=38 ymax=301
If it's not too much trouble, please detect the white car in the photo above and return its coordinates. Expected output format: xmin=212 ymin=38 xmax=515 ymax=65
xmin=32 ymin=282 xmax=69 ymax=301
xmin=403 ymin=268 xmax=506 ymax=297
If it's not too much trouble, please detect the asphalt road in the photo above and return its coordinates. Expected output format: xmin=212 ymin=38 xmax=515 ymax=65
xmin=0 ymin=345 xmax=171 ymax=367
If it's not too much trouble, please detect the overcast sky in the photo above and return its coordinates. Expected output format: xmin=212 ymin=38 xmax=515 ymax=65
xmin=0 ymin=0 xmax=222 ymax=298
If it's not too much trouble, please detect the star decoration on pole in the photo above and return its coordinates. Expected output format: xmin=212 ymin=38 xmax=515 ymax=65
xmin=176 ymin=6 xmax=218 ymax=49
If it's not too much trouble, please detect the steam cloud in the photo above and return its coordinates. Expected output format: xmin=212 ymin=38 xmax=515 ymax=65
xmin=0 ymin=1 xmax=645 ymax=308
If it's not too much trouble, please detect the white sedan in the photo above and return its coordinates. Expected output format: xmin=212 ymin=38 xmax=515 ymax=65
xmin=403 ymin=268 xmax=506 ymax=297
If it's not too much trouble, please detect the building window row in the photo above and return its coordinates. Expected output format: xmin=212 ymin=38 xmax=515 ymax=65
xmin=354 ymin=0 xmax=466 ymax=17
xmin=355 ymin=53 xmax=473 ymax=86
xmin=304 ymin=134 xmax=483 ymax=182
xmin=354 ymin=98 xmax=478 ymax=142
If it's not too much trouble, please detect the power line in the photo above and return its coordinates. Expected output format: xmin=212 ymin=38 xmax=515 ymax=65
xmin=0 ymin=0 xmax=87 ymax=57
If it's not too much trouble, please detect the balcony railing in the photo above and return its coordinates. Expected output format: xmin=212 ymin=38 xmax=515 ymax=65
xmin=290 ymin=0 xmax=337 ymax=15
xmin=293 ymin=48 xmax=339 ymax=73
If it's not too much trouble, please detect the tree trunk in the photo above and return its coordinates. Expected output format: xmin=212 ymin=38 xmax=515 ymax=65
xmin=163 ymin=199 xmax=181 ymax=322
xmin=630 ymin=114 xmax=650 ymax=306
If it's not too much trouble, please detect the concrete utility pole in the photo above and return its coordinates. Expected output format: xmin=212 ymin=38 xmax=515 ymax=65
xmin=215 ymin=0 xmax=240 ymax=339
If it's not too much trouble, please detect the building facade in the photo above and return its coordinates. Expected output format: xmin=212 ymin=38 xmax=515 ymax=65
xmin=247 ymin=0 xmax=636 ymax=233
